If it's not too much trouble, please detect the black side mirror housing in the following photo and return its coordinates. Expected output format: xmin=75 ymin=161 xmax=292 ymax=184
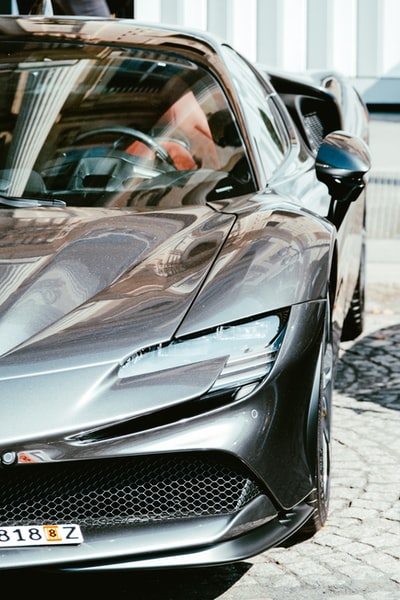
xmin=315 ymin=130 xmax=371 ymax=204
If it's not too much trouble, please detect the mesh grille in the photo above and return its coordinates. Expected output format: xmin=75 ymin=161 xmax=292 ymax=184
xmin=0 ymin=454 xmax=262 ymax=527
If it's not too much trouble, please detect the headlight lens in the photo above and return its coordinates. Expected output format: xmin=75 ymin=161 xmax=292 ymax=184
xmin=118 ymin=313 xmax=287 ymax=394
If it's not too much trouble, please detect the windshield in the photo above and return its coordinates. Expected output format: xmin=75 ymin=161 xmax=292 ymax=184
xmin=0 ymin=43 xmax=255 ymax=208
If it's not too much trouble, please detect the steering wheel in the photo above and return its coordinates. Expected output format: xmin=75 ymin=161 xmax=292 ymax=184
xmin=73 ymin=126 xmax=177 ymax=170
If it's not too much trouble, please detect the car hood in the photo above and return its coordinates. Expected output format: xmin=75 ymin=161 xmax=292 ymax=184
xmin=0 ymin=205 xmax=234 ymax=367
xmin=0 ymin=198 xmax=333 ymax=443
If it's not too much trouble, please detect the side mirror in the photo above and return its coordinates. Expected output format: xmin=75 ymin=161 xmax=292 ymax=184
xmin=315 ymin=130 xmax=371 ymax=204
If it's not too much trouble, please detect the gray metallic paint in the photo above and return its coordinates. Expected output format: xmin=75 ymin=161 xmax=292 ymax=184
xmin=0 ymin=16 xmax=369 ymax=570
xmin=0 ymin=197 xmax=331 ymax=444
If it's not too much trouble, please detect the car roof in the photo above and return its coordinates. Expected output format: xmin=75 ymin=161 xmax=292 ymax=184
xmin=0 ymin=16 xmax=226 ymax=64
xmin=0 ymin=16 xmax=246 ymax=110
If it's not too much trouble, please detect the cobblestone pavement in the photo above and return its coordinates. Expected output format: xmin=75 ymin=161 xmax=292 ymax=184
xmin=3 ymin=261 xmax=399 ymax=598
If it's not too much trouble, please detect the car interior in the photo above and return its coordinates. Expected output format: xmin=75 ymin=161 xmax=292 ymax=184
xmin=0 ymin=44 xmax=255 ymax=208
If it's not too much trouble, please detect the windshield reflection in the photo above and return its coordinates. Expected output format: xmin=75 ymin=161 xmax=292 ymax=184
xmin=0 ymin=45 xmax=255 ymax=207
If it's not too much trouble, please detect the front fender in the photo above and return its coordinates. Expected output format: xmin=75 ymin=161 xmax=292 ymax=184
xmin=178 ymin=202 xmax=335 ymax=336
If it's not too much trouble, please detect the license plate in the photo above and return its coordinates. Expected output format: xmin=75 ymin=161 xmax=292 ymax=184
xmin=0 ymin=524 xmax=83 ymax=547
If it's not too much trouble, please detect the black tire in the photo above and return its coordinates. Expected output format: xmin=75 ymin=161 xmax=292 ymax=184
xmin=295 ymin=299 xmax=333 ymax=541
xmin=310 ymin=370 xmax=332 ymax=530
xmin=341 ymin=233 xmax=366 ymax=342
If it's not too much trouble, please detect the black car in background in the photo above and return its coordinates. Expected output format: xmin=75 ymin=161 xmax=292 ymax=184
xmin=0 ymin=16 xmax=370 ymax=570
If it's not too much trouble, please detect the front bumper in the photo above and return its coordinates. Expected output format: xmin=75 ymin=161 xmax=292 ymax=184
xmin=0 ymin=494 xmax=313 ymax=571
xmin=0 ymin=301 xmax=324 ymax=570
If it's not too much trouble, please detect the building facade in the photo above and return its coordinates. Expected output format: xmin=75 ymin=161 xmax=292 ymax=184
xmin=132 ymin=0 xmax=400 ymax=106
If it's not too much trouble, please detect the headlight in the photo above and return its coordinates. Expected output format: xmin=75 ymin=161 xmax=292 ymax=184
xmin=118 ymin=313 xmax=287 ymax=395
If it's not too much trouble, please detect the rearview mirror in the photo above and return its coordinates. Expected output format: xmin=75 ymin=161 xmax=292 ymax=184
xmin=315 ymin=130 xmax=371 ymax=204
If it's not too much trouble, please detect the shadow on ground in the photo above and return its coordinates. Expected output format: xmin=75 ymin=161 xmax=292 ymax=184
xmin=2 ymin=562 xmax=252 ymax=598
xmin=336 ymin=322 xmax=400 ymax=410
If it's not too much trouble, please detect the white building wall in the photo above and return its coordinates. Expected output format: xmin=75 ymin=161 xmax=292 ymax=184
xmin=382 ymin=0 xmax=400 ymax=75
xmin=134 ymin=0 xmax=399 ymax=102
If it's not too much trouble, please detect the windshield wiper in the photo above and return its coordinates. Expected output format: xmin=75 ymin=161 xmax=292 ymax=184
xmin=0 ymin=195 xmax=66 ymax=208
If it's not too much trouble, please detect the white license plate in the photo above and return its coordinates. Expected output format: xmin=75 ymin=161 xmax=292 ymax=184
xmin=0 ymin=524 xmax=83 ymax=547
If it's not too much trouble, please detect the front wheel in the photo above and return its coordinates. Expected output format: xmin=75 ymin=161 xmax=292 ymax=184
xmin=301 ymin=300 xmax=333 ymax=537
xmin=311 ymin=361 xmax=332 ymax=530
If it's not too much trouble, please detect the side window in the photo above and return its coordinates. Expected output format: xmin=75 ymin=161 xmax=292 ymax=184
xmin=222 ymin=46 xmax=289 ymax=183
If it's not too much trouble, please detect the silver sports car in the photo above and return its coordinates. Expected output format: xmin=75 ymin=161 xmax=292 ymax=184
xmin=0 ymin=16 xmax=370 ymax=570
